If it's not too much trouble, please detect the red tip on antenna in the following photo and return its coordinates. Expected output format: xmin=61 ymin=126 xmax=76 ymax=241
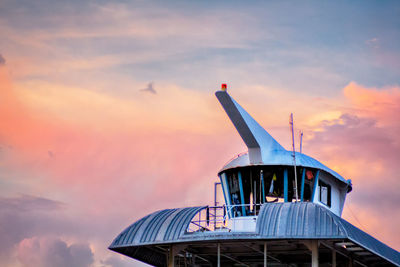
xmin=221 ymin=84 xmax=227 ymax=91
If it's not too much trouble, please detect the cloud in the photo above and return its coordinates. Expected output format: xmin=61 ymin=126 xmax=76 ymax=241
xmin=305 ymin=83 xmax=400 ymax=250
xmin=140 ymin=82 xmax=157 ymax=94
xmin=0 ymin=194 xmax=69 ymax=265
xmin=0 ymin=194 xmax=64 ymax=212
xmin=0 ymin=53 xmax=5 ymax=65
xmin=0 ymin=67 xmax=241 ymax=265
xmin=309 ymin=113 xmax=398 ymax=169
xmin=343 ymin=82 xmax=400 ymax=127
xmin=1 ymin=58 xmax=399 ymax=267
xmin=365 ymin=37 xmax=379 ymax=49
xmin=17 ymin=236 xmax=94 ymax=267
xmin=101 ymin=255 xmax=140 ymax=267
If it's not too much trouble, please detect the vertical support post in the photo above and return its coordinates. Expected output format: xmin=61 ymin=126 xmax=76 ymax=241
xmin=311 ymin=170 xmax=320 ymax=202
xmin=238 ymin=171 xmax=246 ymax=216
xmin=217 ymin=243 xmax=221 ymax=267
xmin=214 ymin=182 xmax=220 ymax=229
xmin=168 ymin=245 xmax=174 ymax=267
xmin=311 ymin=240 xmax=319 ymax=267
xmin=220 ymin=173 xmax=233 ymax=218
xmin=214 ymin=182 xmax=220 ymax=206
xmin=261 ymin=170 xmax=265 ymax=203
xmin=264 ymin=242 xmax=267 ymax=267
xmin=300 ymin=168 xmax=306 ymax=201
xmin=348 ymin=257 xmax=353 ymax=267
xmin=284 ymin=169 xmax=288 ymax=202
xmin=332 ymin=250 xmax=336 ymax=267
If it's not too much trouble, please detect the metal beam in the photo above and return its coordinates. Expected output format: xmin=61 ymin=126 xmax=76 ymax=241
xmin=221 ymin=253 xmax=250 ymax=267
xmin=243 ymin=243 xmax=281 ymax=263
xmin=335 ymin=242 xmax=355 ymax=247
xmin=321 ymin=241 xmax=368 ymax=267
xmin=182 ymin=250 xmax=211 ymax=265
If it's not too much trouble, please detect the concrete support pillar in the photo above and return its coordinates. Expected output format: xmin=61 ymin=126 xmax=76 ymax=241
xmin=168 ymin=245 xmax=174 ymax=267
xmin=332 ymin=250 xmax=336 ymax=267
xmin=264 ymin=242 xmax=267 ymax=267
xmin=217 ymin=243 xmax=221 ymax=267
xmin=311 ymin=240 xmax=319 ymax=267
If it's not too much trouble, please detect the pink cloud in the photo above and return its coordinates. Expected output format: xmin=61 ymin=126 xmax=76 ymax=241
xmin=17 ymin=236 xmax=93 ymax=267
xmin=1 ymin=66 xmax=399 ymax=265
xmin=306 ymin=82 xmax=400 ymax=250
xmin=0 ymin=67 xmax=242 ymax=265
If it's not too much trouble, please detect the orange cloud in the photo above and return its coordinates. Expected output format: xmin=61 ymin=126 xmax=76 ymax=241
xmin=1 ymin=68 xmax=399 ymax=262
xmin=343 ymin=82 xmax=400 ymax=125
xmin=305 ymin=82 xmax=400 ymax=250
xmin=0 ymin=67 xmax=242 ymax=213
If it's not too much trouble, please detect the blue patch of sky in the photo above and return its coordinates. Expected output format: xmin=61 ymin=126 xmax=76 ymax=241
xmin=2 ymin=0 xmax=399 ymax=93
xmin=105 ymin=1 xmax=399 ymax=92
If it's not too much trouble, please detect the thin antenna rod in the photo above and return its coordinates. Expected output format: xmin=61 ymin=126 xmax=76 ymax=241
xmin=290 ymin=113 xmax=299 ymax=202
xmin=300 ymin=130 xmax=303 ymax=154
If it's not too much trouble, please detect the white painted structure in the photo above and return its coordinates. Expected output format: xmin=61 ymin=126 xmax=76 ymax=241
xmin=216 ymin=89 xmax=352 ymax=218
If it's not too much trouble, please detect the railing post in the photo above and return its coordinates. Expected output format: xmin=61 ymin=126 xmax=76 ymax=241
xmin=214 ymin=206 xmax=216 ymax=230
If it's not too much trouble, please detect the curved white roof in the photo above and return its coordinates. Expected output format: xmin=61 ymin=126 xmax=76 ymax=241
xmin=219 ymin=151 xmax=349 ymax=185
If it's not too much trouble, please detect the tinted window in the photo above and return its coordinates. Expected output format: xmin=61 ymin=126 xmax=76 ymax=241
xmin=319 ymin=180 xmax=331 ymax=207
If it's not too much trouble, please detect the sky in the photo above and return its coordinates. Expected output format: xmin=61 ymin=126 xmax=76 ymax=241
xmin=0 ymin=0 xmax=399 ymax=266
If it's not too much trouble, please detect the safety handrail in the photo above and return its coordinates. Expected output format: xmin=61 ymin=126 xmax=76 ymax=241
xmin=187 ymin=204 xmax=264 ymax=233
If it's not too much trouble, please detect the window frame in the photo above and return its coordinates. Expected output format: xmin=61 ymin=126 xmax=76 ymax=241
xmin=318 ymin=180 xmax=331 ymax=207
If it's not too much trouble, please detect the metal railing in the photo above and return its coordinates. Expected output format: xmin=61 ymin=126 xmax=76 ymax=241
xmin=187 ymin=205 xmax=227 ymax=232
xmin=187 ymin=204 xmax=264 ymax=233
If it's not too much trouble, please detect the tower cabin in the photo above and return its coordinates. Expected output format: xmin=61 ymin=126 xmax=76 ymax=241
xmin=215 ymin=90 xmax=351 ymax=231
xmin=109 ymin=87 xmax=400 ymax=267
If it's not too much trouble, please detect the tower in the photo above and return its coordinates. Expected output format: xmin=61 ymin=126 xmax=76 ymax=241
xmin=109 ymin=87 xmax=400 ymax=267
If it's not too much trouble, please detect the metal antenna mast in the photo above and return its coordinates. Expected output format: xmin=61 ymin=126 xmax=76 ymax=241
xmin=290 ymin=113 xmax=299 ymax=202
xmin=300 ymin=130 xmax=303 ymax=154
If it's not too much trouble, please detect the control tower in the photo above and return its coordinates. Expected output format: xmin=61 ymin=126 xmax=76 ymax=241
xmin=109 ymin=86 xmax=400 ymax=267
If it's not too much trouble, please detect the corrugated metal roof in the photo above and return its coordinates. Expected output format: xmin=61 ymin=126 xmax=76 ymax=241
xmin=256 ymin=202 xmax=346 ymax=238
xmin=110 ymin=203 xmax=400 ymax=266
xmin=341 ymin=219 xmax=400 ymax=266
xmin=109 ymin=206 xmax=206 ymax=248
xmin=256 ymin=202 xmax=400 ymax=266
